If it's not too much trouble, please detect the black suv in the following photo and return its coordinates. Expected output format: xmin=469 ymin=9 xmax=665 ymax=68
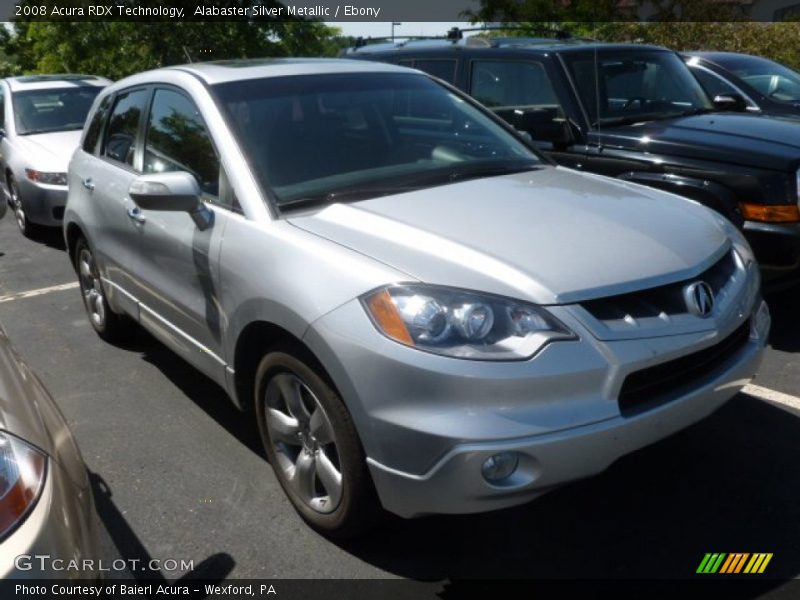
xmin=343 ymin=33 xmax=800 ymax=286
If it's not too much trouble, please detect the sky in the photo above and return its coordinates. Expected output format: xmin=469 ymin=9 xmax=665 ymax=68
xmin=328 ymin=21 xmax=475 ymax=39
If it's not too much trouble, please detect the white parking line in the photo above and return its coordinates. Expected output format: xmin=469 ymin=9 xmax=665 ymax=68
xmin=743 ymin=383 xmax=800 ymax=411
xmin=0 ymin=282 xmax=79 ymax=304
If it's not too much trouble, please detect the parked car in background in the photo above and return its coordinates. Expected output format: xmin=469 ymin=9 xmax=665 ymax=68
xmin=65 ymin=58 xmax=768 ymax=536
xmin=685 ymin=52 xmax=800 ymax=118
xmin=344 ymin=33 xmax=800 ymax=287
xmin=1 ymin=74 xmax=110 ymax=237
xmin=0 ymin=320 xmax=101 ymax=578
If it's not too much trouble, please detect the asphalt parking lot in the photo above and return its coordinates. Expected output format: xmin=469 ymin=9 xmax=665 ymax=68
xmin=1 ymin=213 xmax=799 ymax=595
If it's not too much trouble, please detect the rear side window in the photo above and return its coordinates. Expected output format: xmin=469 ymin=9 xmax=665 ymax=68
xmin=143 ymin=88 xmax=222 ymax=201
xmin=82 ymin=95 xmax=111 ymax=154
xmin=414 ymin=59 xmax=457 ymax=84
xmin=102 ymin=88 xmax=148 ymax=168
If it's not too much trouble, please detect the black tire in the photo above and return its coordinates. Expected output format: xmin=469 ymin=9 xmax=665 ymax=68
xmin=255 ymin=350 xmax=382 ymax=538
xmin=74 ymin=237 xmax=135 ymax=343
xmin=8 ymin=175 xmax=40 ymax=238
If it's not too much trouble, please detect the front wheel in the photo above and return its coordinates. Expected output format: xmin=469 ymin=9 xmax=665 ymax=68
xmin=255 ymin=351 xmax=381 ymax=538
xmin=8 ymin=175 xmax=38 ymax=237
xmin=75 ymin=237 xmax=134 ymax=342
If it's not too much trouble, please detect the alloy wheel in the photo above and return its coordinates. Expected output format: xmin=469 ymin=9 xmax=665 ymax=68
xmin=77 ymin=248 xmax=106 ymax=329
xmin=263 ymin=372 xmax=343 ymax=514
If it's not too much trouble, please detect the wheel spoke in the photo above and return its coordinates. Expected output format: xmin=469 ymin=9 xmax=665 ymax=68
xmin=315 ymin=448 xmax=342 ymax=507
xmin=289 ymin=451 xmax=316 ymax=503
xmin=266 ymin=408 xmax=301 ymax=445
xmin=278 ymin=375 xmax=310 ymax=426
xmin=309 ymin=408 xmax=335 ymax=446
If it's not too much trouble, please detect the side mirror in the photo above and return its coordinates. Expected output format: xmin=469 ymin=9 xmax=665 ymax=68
xmin=128 ymin=171 xmax=213 ymax=230
xmin=713 ymin=93 xmax=747 ymax=112
xmin=516 ymin=129 xmax=533 ymax=144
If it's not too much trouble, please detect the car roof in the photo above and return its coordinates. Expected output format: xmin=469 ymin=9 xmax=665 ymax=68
xmin=685 ymin=51 xmax=777 ymax=65
xmin=5 ymin=74 xmax=111 ymax=92
xmin=162 ymin=58 xmax=417 ymax=85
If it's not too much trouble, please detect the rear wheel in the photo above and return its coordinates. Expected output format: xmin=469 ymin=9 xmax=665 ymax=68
xmin=255 ymin=350 xmax=381 ymax=538
xmin=75 ymin=237 xmax=134 ymax=342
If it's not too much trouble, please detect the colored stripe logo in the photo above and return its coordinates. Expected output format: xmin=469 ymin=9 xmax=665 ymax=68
xmin=697 ymin=553 xmax=773 ymax=574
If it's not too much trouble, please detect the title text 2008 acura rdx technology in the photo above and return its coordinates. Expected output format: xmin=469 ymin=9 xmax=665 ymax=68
xmin=64 ymin=59 xmax=769 ymax=536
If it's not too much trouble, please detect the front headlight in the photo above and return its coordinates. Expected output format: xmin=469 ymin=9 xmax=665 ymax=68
xmin=361 ymin=284 xmax=575 ymax=360
xmin=0 ymin=431 xmax=46 ymax=539
xmin=25 ymin=169 xmax=67 ymax=186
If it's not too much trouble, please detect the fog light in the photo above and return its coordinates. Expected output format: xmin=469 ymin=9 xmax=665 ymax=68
xmin=482 ymin=452 xmax=519 ymax=483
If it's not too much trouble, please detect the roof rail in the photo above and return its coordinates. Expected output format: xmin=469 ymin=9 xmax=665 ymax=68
xmin=352 ymin=35 xmax=443 ymax=49
xmin=447 ymin=25 xmax=573 ymax=40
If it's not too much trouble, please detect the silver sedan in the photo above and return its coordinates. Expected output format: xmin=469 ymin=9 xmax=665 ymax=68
xmin=65 ymin=59 xmax=768 ymax=537
xmin=1 ymin=75 xmax=109 ymax=237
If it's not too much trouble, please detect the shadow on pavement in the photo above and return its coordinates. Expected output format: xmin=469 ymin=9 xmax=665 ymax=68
xmin=90 ymin=472 xmax=235 ymax=585
xmin=765 ymin=286 xmax=800 ymax=353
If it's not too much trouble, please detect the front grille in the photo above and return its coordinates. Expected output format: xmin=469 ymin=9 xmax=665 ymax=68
xmin=618 ymin=319 xmax=750 ymax=416
xmin=582 ymin=250 xmax=736 ymax=322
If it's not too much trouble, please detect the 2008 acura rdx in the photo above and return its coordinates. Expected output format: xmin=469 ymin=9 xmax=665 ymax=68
xmin=64 ymin=59 xmax=769 ymax=536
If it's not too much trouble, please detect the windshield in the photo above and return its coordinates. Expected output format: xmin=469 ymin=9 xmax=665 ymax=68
xmin=212 ymin=72 xmax=541 ymax=207
xmin=563 ymin=51 xmax=713 ymax=127
xmin=12 ymin=86 xmax=102 ymax=135
xmin=716 ymin=55 xmax=800 ymax=104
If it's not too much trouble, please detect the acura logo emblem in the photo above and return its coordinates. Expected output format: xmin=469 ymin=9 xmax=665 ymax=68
xmin=684 ymin=281 xmax=715 ymax=317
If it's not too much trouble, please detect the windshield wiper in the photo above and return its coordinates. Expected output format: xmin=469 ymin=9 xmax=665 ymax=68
xmin=279 ymin=185 xmax=423 ymax=211
xmin=444 ymin=162 xmax=542 ymax=183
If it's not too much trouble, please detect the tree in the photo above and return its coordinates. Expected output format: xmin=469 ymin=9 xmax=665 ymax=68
xmin=5 ymin=0 xmax=339 ymax=80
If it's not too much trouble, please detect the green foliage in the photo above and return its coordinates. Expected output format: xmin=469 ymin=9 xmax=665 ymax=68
xmin=597 ymin=22 xmax=800 ymax=70
xmin=5 ymin=0 xmax=339 ymax=80
xmin=466 ymin=0 xmax=800 ymax=70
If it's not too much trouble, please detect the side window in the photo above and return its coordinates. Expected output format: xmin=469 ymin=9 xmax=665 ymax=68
xmin=414 ymin=59 xmax=457 ymax=84
xmin=82 ymin=95 xmax=111 ymax=154
xmin=103 ymin=89 xmax=149 ymax=168
xmin=691 ymin=66 xmax=738 ymax=98
xmin=144 ymin=88 xmax=223 ymax=202
xmin=470 ymin=60 xmax=558 ymax=108
xmin=0 ymin=88 xmax=5 ymax=132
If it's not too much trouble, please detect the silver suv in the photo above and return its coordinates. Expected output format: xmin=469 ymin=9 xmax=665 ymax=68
xmin=64 ymin=59 xmax=769 ymax=536
xmin=1 ymin=75 xmax=110 ymax=236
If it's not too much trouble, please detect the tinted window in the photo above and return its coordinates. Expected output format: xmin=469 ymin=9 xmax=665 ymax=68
xmin=0 ymin=88 xmax=4 ymax=131
xmin=214 ymin=72 xmax=540 ymax=206
xmin=564 ymin=51 xmax=712 ymax=126
xmin=470 ymin=61 xmax=564 ymax=141
xmin=83 ymin=95 xmax=111 ymax=154
xmin=471 ymin=61 xmax=557 ymax=107
xmin=12 ymin=86 xmax=102 ymax=135
xmin=144 ymin=89 xmax=220 ymax=198
xmin=103 ymin=89 xmax=148 ymax=167
xmin=414 ymin=60 xmax=457 ymax=84
xmin=691 ymin=66 xmax=737 ymax=98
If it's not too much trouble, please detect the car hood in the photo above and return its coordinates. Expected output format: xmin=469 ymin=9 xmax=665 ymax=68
xmin=288 ymin=166 xmax=729 ymax=305
xmin=595 ymin=113 xmax=800 ymax=171
xmin=13 ymin=130 xmax=83 ymax=171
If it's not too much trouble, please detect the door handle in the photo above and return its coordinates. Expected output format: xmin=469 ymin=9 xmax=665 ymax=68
xmin=126 ymin=206 xmax=146 ymax=224
xmin=82 ymin=178 xmax=95 ymax=191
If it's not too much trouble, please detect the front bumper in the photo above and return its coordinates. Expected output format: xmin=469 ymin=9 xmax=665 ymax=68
xmin=744 ymin=220 xmax=800 ymax=286
xmin=0 ymin=459 xmax=101 ymax=579
xmin=306 ymin=291 xmax=768 ymax=518
xmin=13 ymin=177 xmax=67 ymax=226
